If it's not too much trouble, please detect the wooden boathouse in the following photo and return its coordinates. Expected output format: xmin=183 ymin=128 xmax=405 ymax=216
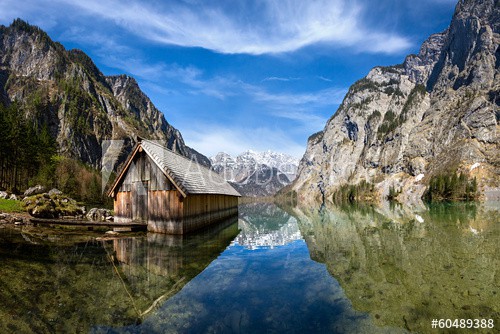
xmin=108 ymin=139 xmax=240 ymax=234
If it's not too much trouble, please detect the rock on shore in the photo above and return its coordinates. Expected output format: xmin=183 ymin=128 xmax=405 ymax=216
xmin=23 ymin=192 xmax=85 ymax=219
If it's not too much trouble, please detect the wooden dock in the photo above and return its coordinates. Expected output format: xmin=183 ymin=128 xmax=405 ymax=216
xmin=30 ymin=218 xmax=147 ymax=232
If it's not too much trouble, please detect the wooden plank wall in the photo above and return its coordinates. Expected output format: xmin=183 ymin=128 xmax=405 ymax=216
xmin=148 ymin=190 xmax=183 ymax=221
xmin=149 ymin=194 xmax=238 ymax=234
xmin=115 ymin=151 xmax=175 ymax=224
xmin=114 ymin=191 xmax=132 ymax=223
xmin=183 ymin=194 xmax=238 ymax=218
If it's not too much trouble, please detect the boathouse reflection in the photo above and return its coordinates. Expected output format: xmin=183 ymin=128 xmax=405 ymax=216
xmin=109 ymin=216 xmax=239 ymax=319
xmin=0 ymin=216 xmax=238 ymax=333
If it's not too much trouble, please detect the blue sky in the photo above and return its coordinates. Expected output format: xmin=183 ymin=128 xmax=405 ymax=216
xmin=0 ymin=0 xmax=457 ymax=158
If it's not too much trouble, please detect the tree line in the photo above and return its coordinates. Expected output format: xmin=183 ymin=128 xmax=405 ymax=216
xmin=331 ymin=170 xmax=478 ymax=204
xmin=423 ymin=172 xmax=478 ymax=202
xmin=0 ymin=102 xmax=107 ymax=205
xmin=0 ymin=102 xmax=56 ymax=193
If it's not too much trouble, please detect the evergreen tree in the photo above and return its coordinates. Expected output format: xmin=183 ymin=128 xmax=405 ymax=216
xmin=423 ymin=171 xmax=479 ymax=202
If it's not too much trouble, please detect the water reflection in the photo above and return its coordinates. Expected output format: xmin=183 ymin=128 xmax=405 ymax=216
xmin=293 ymin=202 xmax=500 ymax=333
xmin=234 ymin=203 xmax=302 ymax=249
xmin=109 ymin=203 xmax=403 ymax=334
xmin=1 ymin=202 xmax=497 ymax=333
xmin=0 ymin=217 xmax=238 ymax=333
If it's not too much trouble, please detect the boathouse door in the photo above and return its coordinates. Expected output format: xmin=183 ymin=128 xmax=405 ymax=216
xmin=132 ymin=181 xmax=148 ymax=222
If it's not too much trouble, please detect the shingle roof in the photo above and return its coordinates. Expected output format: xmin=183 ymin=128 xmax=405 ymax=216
xmin=141 ymin=139 xmax=241 ymax=197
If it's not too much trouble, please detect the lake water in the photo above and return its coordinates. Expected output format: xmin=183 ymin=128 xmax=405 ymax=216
xmin=0 ymin=202 xmax=498 ymax=333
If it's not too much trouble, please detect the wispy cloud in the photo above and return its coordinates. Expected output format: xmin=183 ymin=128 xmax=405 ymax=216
xmin=262 ymin=77 xmax=300 ymax=82
xmin=317 ymin=76 xmax=333 ymax=82
xmin=250 ymin=86 xmax=346 ymax=107
xmin=55 ymin=0 xmax=412 ymax=55
xmin=269 ymin=110 xmax=328 ymax=132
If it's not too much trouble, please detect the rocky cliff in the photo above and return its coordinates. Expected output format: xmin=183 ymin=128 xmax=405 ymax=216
xmin=0 ymin=19 xmax=210 ymax=169
xmin=292 ymin=0 xmax=499 ymax=203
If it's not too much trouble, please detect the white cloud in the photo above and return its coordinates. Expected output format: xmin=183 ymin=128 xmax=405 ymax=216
xmin=182 ymin=124 xmax=305 ymax=158
xmin=56 ymin=0 xmax=412 ymax=55
xmin=174 ymin=82 xmax=343 ymax=156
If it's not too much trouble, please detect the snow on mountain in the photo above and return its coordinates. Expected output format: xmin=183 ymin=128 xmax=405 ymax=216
xmin=212 ymin=150 xmax=299 ymax=180
xmin=211 ymin=150 xmax=300 ymax=196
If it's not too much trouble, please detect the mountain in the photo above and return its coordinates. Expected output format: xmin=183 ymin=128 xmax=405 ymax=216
xmin=0 ymin=19 xmax=210 ymax=169
xmin=292 ymin=0 xmax=499 ymax=204
xmin=211 ymin=150 xmax=299 ymax=197
xmin=234 ymin=203 xmax=302 ymax=249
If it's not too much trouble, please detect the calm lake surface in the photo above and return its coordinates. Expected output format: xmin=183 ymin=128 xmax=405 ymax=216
xmin=0 ymin=202 xmax=499 ymax=333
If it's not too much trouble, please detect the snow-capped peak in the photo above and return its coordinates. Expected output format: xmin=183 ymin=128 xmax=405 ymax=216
xmin=210 ymin=150 xmax=300 ymax=187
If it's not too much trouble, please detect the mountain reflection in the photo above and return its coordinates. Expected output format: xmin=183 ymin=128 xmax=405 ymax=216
xmin=234 ymin=203 xmax=302 ymax=249
xmin=292 ymin=202 xmax=500 ymax=333
xmin=0 ymin=217 xmax=238 ymax=333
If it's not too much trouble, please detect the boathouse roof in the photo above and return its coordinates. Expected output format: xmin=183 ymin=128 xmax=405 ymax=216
xmin=109 ymin=139 xmax=241 ymax=198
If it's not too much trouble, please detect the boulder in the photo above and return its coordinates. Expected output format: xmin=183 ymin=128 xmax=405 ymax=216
xmin=9 ymin=194 xmax=19 ymax=201
xmin=23 ymin=193 xmax=84 ymax=218
xmin=0 ymin=191 xmax=8 ymax=199
xmin=48 ymin=188 xmax=63 ymax=196
xmin=24 ymin=185 xmax=46 ymax=197
xmin=87 ymin=208 xmax=113 ymax=222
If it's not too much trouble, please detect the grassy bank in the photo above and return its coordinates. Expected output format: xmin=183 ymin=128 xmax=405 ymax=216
xmin=0 ymin=198 xmax=24 ymax=213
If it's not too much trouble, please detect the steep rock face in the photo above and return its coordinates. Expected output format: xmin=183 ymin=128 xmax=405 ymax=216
xmin=105 ymin=75 xmax=211 ymax=166
xmin=293 ymin=0 xmax=499 ymax=203
xmin=0 ymin=19 xmax=210 ymax=168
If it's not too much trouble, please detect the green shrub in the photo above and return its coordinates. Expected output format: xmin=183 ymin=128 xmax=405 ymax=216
xmin=333 ymin=180 xmax=376 ymax=203
xmin=350 ymin=78 xmax=381 ymax=94
xmin=377 ymin=110 xmax=399 ymax=139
